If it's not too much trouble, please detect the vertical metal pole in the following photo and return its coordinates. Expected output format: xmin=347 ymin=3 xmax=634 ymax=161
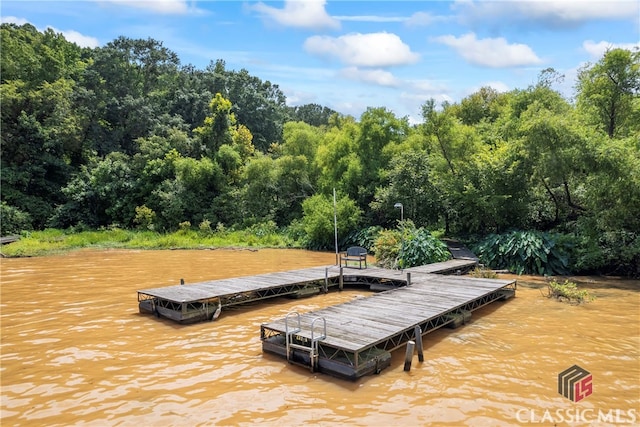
xmin=414 ymin=326 xmax=424 ymax=362
xmin=339 ymin=266 xmax=343 ymax=291
xmin=334 ymin=188 xmax=339 ymax=265
xmin=324 ymin=267 xmax=328 ymax=293
xmin=406 ymin=272 xmax=411 ymax=286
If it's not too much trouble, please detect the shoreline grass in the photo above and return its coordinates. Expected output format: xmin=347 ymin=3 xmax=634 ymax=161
xmin=1 ymin=227 xmax=301 ymax=257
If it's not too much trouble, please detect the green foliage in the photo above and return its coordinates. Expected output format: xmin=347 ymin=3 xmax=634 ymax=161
xmin=0 ymin=202 xmax=33 ymax=235
xmin=576 ymin=48 xmax=640 ymax=138
xmin=346 ymin=226 xmax=384 ymax=251
xmin=571 ymin=227 xmax=640 ymax=277
xmin=371 ymin=149 xmax=440 ymax=227
xmin=1 ymin=23 xmax=638 ymax=276
xmin=134 ymin=205 xmax=156 ymax=230
xmin=0 ymin=227 xmax=300 ymax=257
xmin=300 ymin=193 xmax=362 ymax=250
xmin=473 ymin=230 xmax=570 ymax=275
xmin=199 ymin=219 xmax=213 ymax=235
xmin=372 ymin=228 xmax=401 ymax=269
xmin=373 ymin=221 xmax=450 ymax=269
xmin=546 ymin=279 xmax=595 ymax=304
xmin=469 ymin=266 xmax=498 ymax=279
xmin=399 ymin=222 xmax=451 ymax=268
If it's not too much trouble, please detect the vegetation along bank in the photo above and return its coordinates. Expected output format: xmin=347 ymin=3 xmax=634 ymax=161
xmin=1 ymin=24 xmax=638 ymax=276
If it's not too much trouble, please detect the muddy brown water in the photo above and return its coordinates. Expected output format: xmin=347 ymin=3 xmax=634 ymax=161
xmin=1 ymin=249 xmax=639 ymax=426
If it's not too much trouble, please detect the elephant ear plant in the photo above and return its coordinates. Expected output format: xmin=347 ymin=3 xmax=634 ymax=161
xmin=373 ymin=221 xmax=450 ymax=269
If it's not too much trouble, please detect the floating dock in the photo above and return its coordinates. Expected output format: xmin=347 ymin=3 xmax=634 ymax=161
xmin=260 ymin=269 xmax=516 ymax=380
xmin=137 ymin=259 xmax=478 ymax=323
xmin=138 ymin=256 xmax=516 ymax=379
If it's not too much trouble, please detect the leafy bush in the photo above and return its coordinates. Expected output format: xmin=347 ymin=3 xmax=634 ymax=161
xmin=372 ymin=228 xmax=401 ymax=269
xmin=134 ymin=205 xmax=156 ymax=230
xmin=345 ymin=225 xmax=383 ymax=251
xmin=546 ymin=279 xmax=595 ymax=304
xmin=300 ymin=194 xmax=362 ymax=250
xmin=373 ymin=221 xmax=450 ymax=269
xmin=473 ymin=230 xmax=570 ymax=275
xmin=0 ymin=202 xmax=33 ymax=235
xmin=572 ymin=229 xmax=640 ymax=277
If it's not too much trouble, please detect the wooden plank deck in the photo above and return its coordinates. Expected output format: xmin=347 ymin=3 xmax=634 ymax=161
xmin=260 ymin=269 xmax=516 ymax=379
xmin=261 ymin=274 xmax=514 ymax=353
xmin=138 ymin=266 xmax=337 ymax=302
xmin=137 ymin=259 xmax=479 ymax=323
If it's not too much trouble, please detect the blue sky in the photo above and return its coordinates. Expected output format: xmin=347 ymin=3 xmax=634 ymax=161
xmin=2 ymin=0 xmax=639 ymax=123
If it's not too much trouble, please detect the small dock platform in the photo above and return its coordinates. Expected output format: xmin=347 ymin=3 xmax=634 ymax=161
xmin=261 ymin=270 xmax=516 ymax=380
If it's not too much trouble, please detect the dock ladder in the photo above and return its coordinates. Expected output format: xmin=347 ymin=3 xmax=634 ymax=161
xmin=285 ymin=312 xmax=327 ymax=372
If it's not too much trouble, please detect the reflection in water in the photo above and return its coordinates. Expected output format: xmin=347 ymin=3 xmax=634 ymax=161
xmin=1 ymin=249 xmax=639 ymax=426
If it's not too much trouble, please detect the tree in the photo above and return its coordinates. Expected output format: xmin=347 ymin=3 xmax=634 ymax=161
xmin=287 ymin=103 xmax=337 ymax=127
xmin=194 ymin=93 xmax=236 ymax=155
xmin=1 ymin=24 xmax=88 ymax=228
xmin=371 ymin=150 xmax=440 ymax=227
xmin=300 ymin=193 xmax=362 ymax=250
xmin=226 ymin=69 xmax=288 ymax=151
xmin=455 ymin=86 xmax=506 ymax=125
xmin=352 ymin=107 xmax=408 ymax=212
xmin=576 ymin=48 xmax=640 ymax=138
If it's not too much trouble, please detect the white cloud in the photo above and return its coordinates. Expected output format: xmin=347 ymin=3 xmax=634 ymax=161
xmin=304 ymin=32 xmax=420 ymax=68
xmin=463 ymin=81 xmax=511 ymax=98
xmin=340 ymin=67 xmax=400 ymax=87
xmin=433 ymin=32 xmax=543 ymax=68
xmin=405 ymin=11 xmax=442 ymax=27
xmin=454 ymin=0 xmax=639 ymax=28
xmin=583 ymin=40 xmax=640 ymax=59
xmin=251 ymin=0 xmax=340 ymax=30
xmin=334 ymin=15 xmax=405 ymax=23
xmin=1 ymin=17 xmax=99 ymax=48
xmin=56 ymin=28 xmax=100 ymax=48
xmin=1 ymin=16 xmax=29 ymax=25
xmin=102 ymin=0 xmax=194 ymax=15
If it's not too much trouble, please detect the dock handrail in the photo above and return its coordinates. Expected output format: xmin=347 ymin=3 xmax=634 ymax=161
xmin=310 ymin=316 xmax=326 ymax=342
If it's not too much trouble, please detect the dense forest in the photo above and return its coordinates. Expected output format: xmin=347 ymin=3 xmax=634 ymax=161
xmin=1 ymin=24 xmax=639 ymax=276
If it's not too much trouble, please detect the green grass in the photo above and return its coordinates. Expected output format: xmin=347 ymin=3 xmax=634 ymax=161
xmin=1 ymin=227 xmax=301 ymax=257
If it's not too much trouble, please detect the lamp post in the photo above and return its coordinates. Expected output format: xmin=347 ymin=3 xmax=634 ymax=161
xmin=394 ymin=203 xmax=403 ymax=222
xmin=394 ymin=202 xmax=404 ymax=270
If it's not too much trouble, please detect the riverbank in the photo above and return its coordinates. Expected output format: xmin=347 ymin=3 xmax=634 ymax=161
xmin=0 ymin=227 xmax=300 ymax=258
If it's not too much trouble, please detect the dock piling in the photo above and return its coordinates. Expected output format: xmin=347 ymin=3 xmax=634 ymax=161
xmin=404 ymin=341 xmax=416 ymax=371
xmin=324 ymin=268 xmax=329 ymax=293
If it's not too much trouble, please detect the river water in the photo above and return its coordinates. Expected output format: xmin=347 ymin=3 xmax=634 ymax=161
xmin=1 ymin=249 xmax=639 ymax=426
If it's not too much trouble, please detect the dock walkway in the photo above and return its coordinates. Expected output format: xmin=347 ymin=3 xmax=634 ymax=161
xmin=138 ymin=256 xmax=516 ymax=379
xmin=260 ymin=269 xmax=516 ymax=380
xmin=138 ymin=259 xmax=478 ymax=323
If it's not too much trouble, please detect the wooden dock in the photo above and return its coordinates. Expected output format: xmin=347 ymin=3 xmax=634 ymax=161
xmin=260 ymin=270 xmax=516 ymax=380
xmin=138 ymin=256 xmax=516 ymax=379
xmin=138 ymin=259 xmax=479 ymax=323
